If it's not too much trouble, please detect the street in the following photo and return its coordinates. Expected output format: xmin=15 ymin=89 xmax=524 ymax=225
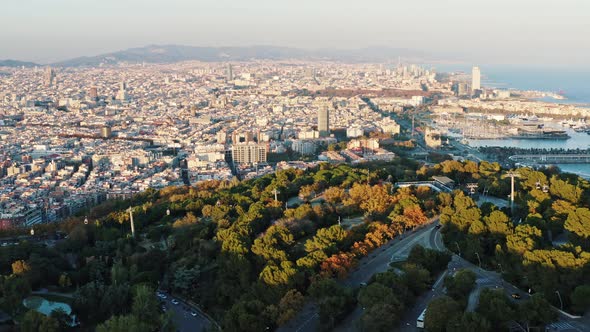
xmin=158 ymin=292 xmax=212 ymax=332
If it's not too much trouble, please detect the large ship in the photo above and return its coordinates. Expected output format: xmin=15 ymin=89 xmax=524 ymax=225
xmin=509 ymin=127 xmax=570 ymax=140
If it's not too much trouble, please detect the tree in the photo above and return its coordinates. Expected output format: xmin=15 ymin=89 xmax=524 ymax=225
xmin=361 ymin=303 xmax=401 ymax=332
xmin=304 ymin=225 xmax=347 ymax=255
xmin=320 ymin=252 xmax=356 ymax=279
xmin=20 ymin=310 xmax=60 ymax=332
xmin=110 ymin=262 xmax=128 ymax=286
xmin=565 ymin=208 xmax=590 ymax=246
xmin=477 ymin=288 xmax=516 ymax=327
xmin=358 ymin=283 xmax=399 ymax=311
xmin=58 ymin=273 xmax=72 ymax=290
xmin=0 ymin=274 xmax=31 ymax=315
xmin=12 ymin=260 xmax=31 ymax=275
xmin=50 ymin=308 xmax=72 ymax=331
xmin=172 ymin=266 xmax=201 ymax=293
xmin=277 ymin=289 xmax=305 ymax=325
xmin=96 ymin=314 xmax=152 ymax=332
xmin=446 ymin=312 xmax=492 ymax=332
xmin=298 ymin=185 xmax=315 ymax=202
xmin=131 ymin=284 xmax=160 ymax=328
xmin=484 ymin=210 xmax=512 ymax=238
xmin=324 ymin=186 xmax=346 ymax=205
xmin=425 ymin=296 xmax=461 ymax=332
xmin=401 ymin=263 xmax=430 ymax=295
xmin=571 ymin=285 xmax=590 ymax=313
xmin=518 ymin=293 xmax=557 ymax=326
xmin=444 ymin=269 xmax=476 ymax=302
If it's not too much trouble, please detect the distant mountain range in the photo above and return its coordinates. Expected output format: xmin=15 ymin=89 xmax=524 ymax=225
xmin=0 ymin=59 xmax=40 ymax=67
xmin=46 ymin=45 xmax=431 ymax=67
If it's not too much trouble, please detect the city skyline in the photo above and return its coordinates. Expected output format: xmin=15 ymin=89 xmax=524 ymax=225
xmin=1 ymin=0 xmax=589 ymax=67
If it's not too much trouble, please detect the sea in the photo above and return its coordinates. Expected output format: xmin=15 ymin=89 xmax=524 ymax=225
xmin=435 ymin=64 xmax=590 ymax=177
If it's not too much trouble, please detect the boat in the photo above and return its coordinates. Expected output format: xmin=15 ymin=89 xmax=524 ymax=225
xmin=510 ymin=128 xmax=570 ymax=140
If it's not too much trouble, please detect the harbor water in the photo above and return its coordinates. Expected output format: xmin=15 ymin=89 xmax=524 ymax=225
xmin=468 ymin=127 xmax=590 ymax=178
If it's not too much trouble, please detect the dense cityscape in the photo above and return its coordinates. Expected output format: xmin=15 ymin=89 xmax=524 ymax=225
xmin=2 ymin=1 xmax=590 ymax=332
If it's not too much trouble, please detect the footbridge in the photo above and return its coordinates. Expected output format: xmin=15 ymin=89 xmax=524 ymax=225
xmin=394 ymin=181 xmax=453 ymax=193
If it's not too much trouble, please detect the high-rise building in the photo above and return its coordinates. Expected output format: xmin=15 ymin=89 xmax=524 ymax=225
xmin=44 ymin=67 xmax=55 ymax=87
xmin=472 ymin=66 xmax=481 ymax=93
xmin=226 ymin=63 xmax=234 ymax=81
xmin=101 ymin=126 xmax=112 ymax=138
xmin=231 ymin=143 xmax=267 ymax=164
xmin=88 ymin=87 xmax=98 ymax=100
xmin=318 ymin=107 xmax=330 ymax=137
xmin=116 ymin=81 xmax=128 ymax=101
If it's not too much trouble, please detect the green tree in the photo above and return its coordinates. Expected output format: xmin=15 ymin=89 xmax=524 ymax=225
xmin=518 ymin=293 xmax=557 ymax=326
xmin=358 ymin=283 xmax=401 ymax=311
xmin=444 ymin=269 xmax=476 ymax=303
xmin=20 ymin=310 xmax=60 ymax=332
xmin=172 ymin=266 xmax=201 ymax=293
xmin=446 ymin=312 xmax=492 ymax=332
xmin=571 ymin=285 xmax=590 ymax=313
xmin=131 ymin=284 xmax=160 ymax=328
xmin=477 ymin=288 xmax=516 ymax=327
xmin=425 ymin=296 xmax=461 ymax=332
xmin=0 ymin=274 xmax=31 ymax=315
xmin=361 ymin=303 xmax=401 ymax=332
xmin=96 ymin=314 xmax=152 ymax=332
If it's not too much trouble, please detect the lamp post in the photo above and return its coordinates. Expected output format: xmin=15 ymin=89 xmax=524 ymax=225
xmin=555 ymin=290 xmax=564 ymax=310
xmin=454 ymin=242 xmax=462 ymax=256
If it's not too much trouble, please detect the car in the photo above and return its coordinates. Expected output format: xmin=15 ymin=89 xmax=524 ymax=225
xmin=159 ymin=294 xmax=167 ymax=299
xmin=435 ymin=224 xmax=442 ymax=229
xmin=161 ymin=305 xmax=167 ymax=312
xmin=360 ymin=282 xmax=367 ymax=287
xmin=191 ymin=311 xmax=197 ymax=317
xmin=511 ymin=293 xmax=521 ymax=299
xmin=171 ymin=299 xmax=179 ymax=305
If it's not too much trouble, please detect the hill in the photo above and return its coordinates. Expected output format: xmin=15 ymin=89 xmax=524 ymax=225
xmin=0 ymin=59 xmax=39 ymax=67
xmin=51 ymin=44 xmax=428 ymax=67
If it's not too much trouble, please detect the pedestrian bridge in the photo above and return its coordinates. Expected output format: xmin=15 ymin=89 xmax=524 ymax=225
xmin=394 ymin=181 xmax=453 ymax=193
xmin=509 ymin=154 xmax=590 ymax=164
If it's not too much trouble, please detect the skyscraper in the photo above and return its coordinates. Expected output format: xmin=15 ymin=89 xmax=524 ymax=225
xmin=116 ymin=81 xmax=128 ymax=100
xmin=44 ymin=67 xmax=55 ymax=87
xmin=226 ymin=63 xmax=234 ymax=81
xmin=318 ymin=107 xmax=330 ymax=137
xmin=472 ymin=66 xmax=481 ymax=93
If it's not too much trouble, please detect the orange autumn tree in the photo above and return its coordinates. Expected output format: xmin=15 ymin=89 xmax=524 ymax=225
xmin=320 ymin=252 xmax=357 ymax=279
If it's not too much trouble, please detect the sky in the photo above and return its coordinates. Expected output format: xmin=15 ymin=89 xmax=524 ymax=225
xmin=1 ymin=0 xmax=589 ymax=67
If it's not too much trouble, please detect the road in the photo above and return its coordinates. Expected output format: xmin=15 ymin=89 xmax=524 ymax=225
xmin=158 ymin=292 xmax=212 ymax=332
xmin=278 ymin=219 xmax=441 ymax=332
xmin=397 ymin=253 xmax=590 ymax=332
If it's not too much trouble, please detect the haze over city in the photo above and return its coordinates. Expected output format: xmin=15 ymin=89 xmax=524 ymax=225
xmin=2 ymin=0 xmax=589 ymax=66
xmin=1 ymin=1 xmax=590 ymax=332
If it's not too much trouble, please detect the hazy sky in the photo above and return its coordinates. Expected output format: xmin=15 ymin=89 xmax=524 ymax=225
xmin=1 ymin=0 xmax=589 ymax=66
